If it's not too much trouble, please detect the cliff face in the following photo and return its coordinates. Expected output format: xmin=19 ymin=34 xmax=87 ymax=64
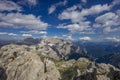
xmin=0 ymin=38 xmax=120 ymax=80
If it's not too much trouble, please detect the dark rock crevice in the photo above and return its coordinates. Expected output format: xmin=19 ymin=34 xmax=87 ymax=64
xmin=0 ymin=67 xmax=7 ymax=80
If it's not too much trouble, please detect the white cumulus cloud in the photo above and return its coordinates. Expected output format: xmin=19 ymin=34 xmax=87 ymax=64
xmin=110 ymin=0 xmax=120 ymax=8
xmin=18 ymin=0 xmax=37 ymax=6
xmin=48 ymin=0 xmax=67 ymax=14
xmin=21 ymin=30 xmax=47 ymax=35
xmin=59 ymin=4 xmax=110 ymax=22
xmin=79 ymin=36 xmax=92 ymax=41
xmin=0 ymin=32 xmax=17 ymax=36
xmin=62 ymin=34 xmax=73 ymax=41
xmin=22 ymin=34 xmax=32 ymax=37
xmin=81 ymin=0 xmax=87 ymax=3
xmin=58 ymin=21 xmax=91 ymax=33
xmin=0 ymin=13 xmax=48 ymax=30
xmin=58 ymin=4 xmax=110 ymax=34
xmin=48 ymin=6 xmax=57 ymax=14
xmin=0 ymin=0 xmax=22 ymax=12
xmin=0 ymin=32 xmax=8 ymax=35
xmin=105 ymin=37 xmax=120 ymax=42
xmin=94 ymin=12 xmax=120 ymax=33
xmin=8 ymin=33 xmax=17 ymax=36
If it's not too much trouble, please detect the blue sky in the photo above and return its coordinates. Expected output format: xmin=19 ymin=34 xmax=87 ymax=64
xmin=0 ymin=0 xmax=120 ymax=42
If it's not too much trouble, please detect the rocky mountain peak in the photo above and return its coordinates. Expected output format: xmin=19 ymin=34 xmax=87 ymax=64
xmin=0 ymin=38 xmax=120 ymax=80
xmin=36 ymin=38 xmax=84 ymax=60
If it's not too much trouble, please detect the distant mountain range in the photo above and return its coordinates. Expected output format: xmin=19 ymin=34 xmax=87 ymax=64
xmin=74 ymin=41 xmax=120 ymax=68
xmin=0 ymin=37 xmax=40 ymax=47
xmin=74 ymin=41 xmax=120 ymax=58
xmin=96 ymin=53 xmax=120 ymax=68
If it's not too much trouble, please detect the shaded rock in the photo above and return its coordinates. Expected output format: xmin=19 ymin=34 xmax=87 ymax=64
xmin=0 ymin=67 xmax=7 ymax=80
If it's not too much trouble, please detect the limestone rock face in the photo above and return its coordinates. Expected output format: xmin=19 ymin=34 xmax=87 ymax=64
xmin=44 ymin=59 xmax=61 ymax=80
xmin=74 ymin=63 xmax=120 ymax=80
xmin=0 ymin=44 xmax=61 ymax=80
xmin=96 ymin=64 xmax=120 ymax=80
xmin=6 ymin=52 xmax=45 ymax=80
xmin=36 ymin=38 xmax=83 ymax=60
xmin=0 ymin=44 xmax=35 ymax=67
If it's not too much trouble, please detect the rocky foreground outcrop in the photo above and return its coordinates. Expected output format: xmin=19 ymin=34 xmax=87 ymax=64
xmin=0 ymin=38 xmax=120 ymax=80
xmin=0 ymin=45 xmax=61 ymax=80
xmin=74 ymin=63 xmax=120 ymax=80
